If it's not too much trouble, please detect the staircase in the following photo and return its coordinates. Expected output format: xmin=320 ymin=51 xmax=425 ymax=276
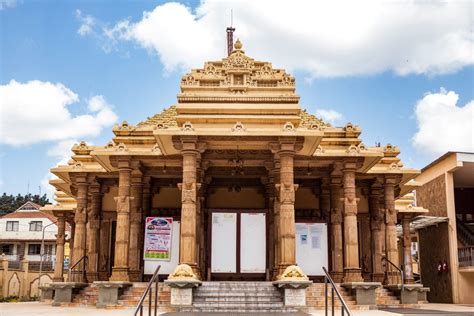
xmin=457 ymin=220 xmax=474 ymax=246
xmin=118 ymin=282 xmax=172 ymax=310
xmin=71 ymin=286 xmax=98 ymax=306
xmin=306 ymin=283 xmax=357 ymax=309
xmin=375 ymin=287 xmax=400 ymax=307
xmin=180 ymin=281 xmax=298 ymax=313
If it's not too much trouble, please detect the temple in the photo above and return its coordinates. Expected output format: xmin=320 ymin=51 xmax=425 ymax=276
xmin=43 ymin=40 xmax=426 ymax=310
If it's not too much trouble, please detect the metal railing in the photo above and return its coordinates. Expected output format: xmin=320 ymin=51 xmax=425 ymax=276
xmin=134 ymin=265 xmax=161 ymax=316
xmin=67 ymin=255 xmax=88 ymax=283
xmin=323 ymin=266 xmax=352 ymax=316
xmin=459 ymin=246 xmax=474 ymax=267
xmin=382 ymin=255 xmax=404 ymax=291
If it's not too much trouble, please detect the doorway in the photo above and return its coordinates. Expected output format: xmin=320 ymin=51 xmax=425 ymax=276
xmin=209 ymin=210 xmax=267 ymax=280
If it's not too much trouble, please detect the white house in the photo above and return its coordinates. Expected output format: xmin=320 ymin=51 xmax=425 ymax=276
xmin=0 ymin=201 xmax=69 ymax=266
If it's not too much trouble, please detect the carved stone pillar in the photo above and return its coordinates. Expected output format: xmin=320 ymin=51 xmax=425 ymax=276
xmin=110 ymin=159 xmax=132 ymax=281
xmin=72 ymin=175 xmax=88 ymax=282
xmin=129 ymin=171 xmax=143 ymax=281
xmin=86 ymin=182 xmax=101 ymax=282
xmin=384 ymin=176 xmax=399 ymax=285
xmin=330 ymin=163 xmax=344 ymax=282
xmin=178 ymin=137 xmax=201 ymax=277
xmin=320 ymin=178 xmax=331 ymax=221
xmin=342 ymin=162 xmax=363 ymax=283
xmin=264 ymin=174 xmax=275 ymax=281
xmin=139 ymin=177 xmax=152 ymax=276
xmin=276 ymin=144 xmax=298 ymax=276
xmin=272 ymin=159 xmax=281 ymax=279
xmin=370 ymin=179 xmax=385 ymax=282
xmin=401 ymin=214 xmax=414 ymax=284
xmin=53 ymin=214 xmax=66 ymax=282
xmin=98 ymin=219 xmax=110 ymax=281
xmin=68 ymin=220 xmax=75 ymax=267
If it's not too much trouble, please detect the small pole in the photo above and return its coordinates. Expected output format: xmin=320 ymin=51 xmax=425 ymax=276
xmin=38 ymin=220 xmax=57 ymax=292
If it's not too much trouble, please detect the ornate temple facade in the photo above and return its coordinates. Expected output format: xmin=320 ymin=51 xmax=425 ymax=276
xmin=45 ymin=40 xmax=421 ymax=295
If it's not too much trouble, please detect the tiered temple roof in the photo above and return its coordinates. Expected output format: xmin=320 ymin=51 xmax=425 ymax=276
xmin=46 ymin=40 xmax=419 ymax=202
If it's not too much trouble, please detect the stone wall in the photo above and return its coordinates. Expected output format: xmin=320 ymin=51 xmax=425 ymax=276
xmin=419 ymin=223 xmax=453 ymax=303
xmin=0 ymin=257 xmax=55 ymax=299
xmin=416 ymin=174 xmax=447 ymax=217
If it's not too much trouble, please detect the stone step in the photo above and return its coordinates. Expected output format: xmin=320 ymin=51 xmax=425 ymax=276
xmin=194 ymin=296 xmax=282 ymax=302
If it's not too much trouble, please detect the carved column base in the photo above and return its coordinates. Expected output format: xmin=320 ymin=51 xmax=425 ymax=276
xmin=86 ymin=272 xmax=99 ymax=282
xmin=372 ymin=272 xmax=385 ymax=283
xmin=384 ymin=271 xmax=401 ymax=286
xmin=98 ymin=271 xmax=109 ymax=281
xmin=129 ymin=270 xmax=142 ymax=282
xmin=342 ymin=268 xmax=363 ymax=283
xmin=109 ymin=267 xmax=130 ymax=282
xmin=330 ymin=271 xmax=344 ymax=283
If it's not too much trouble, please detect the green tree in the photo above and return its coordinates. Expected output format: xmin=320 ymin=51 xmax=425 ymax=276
xmin=0 ymin=193 xmax=50 ymax=215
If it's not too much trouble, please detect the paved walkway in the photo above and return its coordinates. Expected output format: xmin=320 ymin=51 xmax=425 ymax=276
xmin=0 ymin=302 xmax=472 ymax=316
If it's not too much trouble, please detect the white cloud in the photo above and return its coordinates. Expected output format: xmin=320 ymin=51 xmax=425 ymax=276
xmin=0 ymin=80 xmax=118 ymax=145
xmin=76 ymin=9 xmax=95 ymax=36
xmin=412 ymin=88 xmax=474 ymax=155
xmin=315 ymin=109 xmax=343 ymax=124
xmin=0 ymin=0 xmax=17 ymax=10
xmin=79 ymin=0 xmax=473 ymax=77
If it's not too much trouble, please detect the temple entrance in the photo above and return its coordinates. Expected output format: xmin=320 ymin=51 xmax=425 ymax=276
xmin=209 ymin=210 xmax=267 ymax=280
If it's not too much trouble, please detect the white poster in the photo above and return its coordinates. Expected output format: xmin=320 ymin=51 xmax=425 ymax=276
xmin=240 ymin=213 xmax=266 ymax=273
xmin=295 ymin=222 xmax=328 ymax=275
xmin=144 ymin=217 xmax=173 ymax=260
xmin=211 ymin=213 xmax=237 ymax=273
xmin=144 ymin=221 xmax=180 ymax=275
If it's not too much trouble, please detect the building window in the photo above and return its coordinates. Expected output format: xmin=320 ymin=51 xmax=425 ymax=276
xmin=1 ymin=244 xmax=13 ymax=255
xmin=28 ymin=244 xmax=41 ymax=255
xmin=6 ymin=221 xmax=19 ymax=231
xmin=29 ymin=221 xmax=42 ymax=231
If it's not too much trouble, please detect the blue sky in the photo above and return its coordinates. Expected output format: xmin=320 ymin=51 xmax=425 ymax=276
xmin=1 ymin=0 xmax=473 ymax=197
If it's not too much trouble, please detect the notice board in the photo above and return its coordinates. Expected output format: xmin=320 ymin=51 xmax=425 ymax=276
xmin=143 ymin=219 xmax=180 ymax=275
xmin=295 ymin=222 xmax=328 ymax=275
xmin=240 ymin=213 xmax=266 ymax=273
xmin=211 ymin=212 xmax=237 ymax=273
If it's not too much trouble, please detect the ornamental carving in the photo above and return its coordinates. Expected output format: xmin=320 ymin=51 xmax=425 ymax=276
xmin=343 ymin=197 xmax=358 ymax=216
xmin=276 ymin=183 xmax=298 ymax=204
xmin=115 ymin=142 xmax=128 ymax=152
xmin=138 ymin=106 xmax=178 ymax=128
xmin=314 ymin=145 xmax=325 ymax=155
xmin=331 ymin=208 xmax=342 ymax=224
xmin=178 ymin=40 xmax=297 ymax=92
xmin=346 ymin=144 xmax=360 ymax=155
xmin=115 ymin=196 xmax=131 ymax=214
xmin=181 ymin=121 xmax=194 ymax=132
xmin=168 ymin=263 xmax=198 ymax=281
xmin=386 ymin=208 xmax=397 ymax=225
xmin=231 ymin=121 xmax=246 ymax=133
xmin=151 ymin=143 xmax=163 ymax=154
xmin=279 ymin=265 xmax=309 ymax=281
xmin=282 ymin=121 xmax=296 ymax=132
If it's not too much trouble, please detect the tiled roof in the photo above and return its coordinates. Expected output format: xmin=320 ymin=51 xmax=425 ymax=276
xmin=1 ymin=211 xmax=57 ymax=222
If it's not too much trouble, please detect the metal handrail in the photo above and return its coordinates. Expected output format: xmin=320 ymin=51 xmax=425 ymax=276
xmin=134 ymin=265 xmax=161 ymax=316
xmin=381 ymin=255 xmax=404 ymax=291
xmin=322 ymin=267 xmax=352 ymax=316
xmin=67 ymin=255 xmax=88 ymax=282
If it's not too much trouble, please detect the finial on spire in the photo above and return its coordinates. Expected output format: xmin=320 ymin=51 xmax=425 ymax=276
xmin=234 ymin=38 xmax=242 ymax=50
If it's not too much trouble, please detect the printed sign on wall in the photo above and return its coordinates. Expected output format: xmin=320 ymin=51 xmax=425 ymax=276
xmin=144 ymin=217 xmax=173 ymax=260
